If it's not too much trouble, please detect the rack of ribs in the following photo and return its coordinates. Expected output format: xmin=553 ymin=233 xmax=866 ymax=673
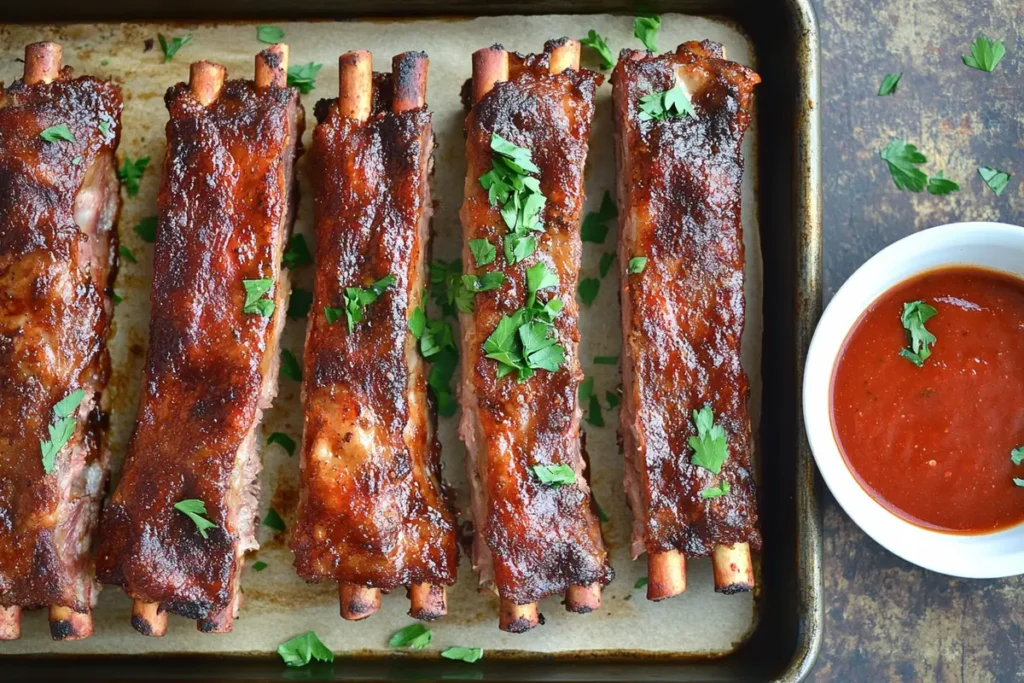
xmin=0 ymin=42 xmax=122 ymax=642
xmin=95 ymin=45 xmax=304 ymax=635
xmin=611 ymin=41 xmax=761 ymax=601
xmin=290 ymin=50 xmax=458 ymax=622
xmin=459 ymin=39 xmax=613 ymax=632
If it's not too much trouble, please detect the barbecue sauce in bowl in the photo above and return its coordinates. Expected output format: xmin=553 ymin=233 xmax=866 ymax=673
xmin=831 ymin=266 xmax=1024 ymax=534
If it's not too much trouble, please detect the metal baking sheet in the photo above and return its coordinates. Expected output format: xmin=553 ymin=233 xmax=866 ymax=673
xmin=0 ymin=1 xmax=822 ymax=680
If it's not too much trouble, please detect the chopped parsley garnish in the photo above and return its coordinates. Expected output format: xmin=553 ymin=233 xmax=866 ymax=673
xmin=979 ymin=166 xmax=1011 ymax=196
xmin=277 ymin=631 xmax=334 ymax=667
xmin=282 ymin=234 xmax=312 ymax=268
xmin=594 ymin=355 xmax=618 ymax=365
xmin=419 ymin=319 xmax=457 ymax=359
xmin=1014 ymin=478 xmax=1024 ymax=488
xmin=430 ymin=259 xmax=470 ymax=317
xmin=526 ymin=261 xmax=558 ymax=308
xmin=242 ymin=279 xmax=276 ymax=316
xmin=251 ymin=560 xmax=268 ymax=571
xmin=898 ymin=300 xmax=937 ymax=367
xmin=267 ymin=432 xmax=296 ymax=456
xmin=262 ymin=507 xmax=286 ymax=532
xmin=98 ymin=121 xmax=111 ymax=136
xmin=877 ymin=73 xmax=902 ymax=96
xmin=879 ymin=140 xmax=927 ymax=192
xmin=428 ymin=346 xmax=459 ymax=418
xmin=461 ymin=271 xmax=505 ymax=297
xmin=158 ymin=33 xmax=193 ymax=63
xmin=118 ymin=155 xmax=150 ymax=198
xmin=409 ymin=306 xmax=427 ymax=338
xmin=40 ymin=389 xmax=85 ymax=475
xmin=578 ymin=277 xmax=600 ymax=306
xmin=287 ymin=287 xmax=312 ymax=318
xmin=628 ymin=256 xmax=648 ymax=274
xmin=389 ymin=623 xmax=432 ymax=649
xmin=633 ymin=15 xmax=661 ymax=52
xmin=599 ymin=252 xmax=616 ymax=278
xmin=532 ymin=463 xmax=576 ymax=486
xmin=689 ymin=405 xmax=729 ymax=475
xmin=343 ymin=274 xmax=396 ymax=332
xmin=469 ymin=238 xmax=496 ymax=267
xmin=581 ymin=191 xmax=617 ymax=243
xmin=287 ymin=62 xmax=323 ymax=94
xmin=638 ymin=83 xmax=695 ymax=122
xmin=926 ymin=171 xmax=959 ymax=196
xmin=634 ymin=576 xmax=649 ymax=589
xmin=479 ymin=134 xmax=547 ymax=265
xmin=173 ymin=498 xmax=217 ymax=539
xmin=1011 ymin=446 xmax=1024 ymax=467
xmin=700 ymin=480 xmax=732 ymax=499
xmin=324 ymin=306 xmax=343 ymax=324
xmin=441 ymin=647 xmax=484 ymax=663
xmin=280 ymin=348 xmax=302 ymax=381
xmin=581 ymin=29 xmax=615 ymax=70
xmin=40 ymin=124 xmax=75 ymax=143
xmin=119 ymin=245 xmax=137 ymax=264
xmin=257 ymin=25 xmax=285 ymax=44
xmin=134 ymin=216 xmax=158 ymax=243
xmin=963 ymin=35 xmax=1005 ymax=72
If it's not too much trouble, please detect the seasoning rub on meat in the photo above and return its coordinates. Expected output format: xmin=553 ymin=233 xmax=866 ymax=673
xmin=459 ymin=39 xmax=613 ymax=632
xmin=95 ymin=45 xmax=304 ymax=635
xmin=612 ymin=41 xmax=761 ymax=601
xmin=0 ymin=42 xmax=123 ymax=642
xmin=290 ymin=50 xmax=458 ymax=622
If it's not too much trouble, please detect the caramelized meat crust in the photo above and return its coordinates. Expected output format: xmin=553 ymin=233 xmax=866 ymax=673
xmin=0 ymin=68 xmax=122 ymax=611
xmin=612 ymin=41 xmax=762 ymax=558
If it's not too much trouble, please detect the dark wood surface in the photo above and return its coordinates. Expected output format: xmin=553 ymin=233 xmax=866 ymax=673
xmin=810 ymin=0 xmax=1022 ymax=680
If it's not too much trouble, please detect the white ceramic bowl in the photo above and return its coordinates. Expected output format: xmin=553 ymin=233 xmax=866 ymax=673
xmin=804 ymin=221 xmax=1024 ymax=578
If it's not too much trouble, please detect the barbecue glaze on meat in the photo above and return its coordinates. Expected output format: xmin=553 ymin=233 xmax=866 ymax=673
xmin=95 ymin=49 xmax=304 ymax=634
xmin=612 ymin=42 xmax=761 ymax=595
xmin=290 ymin=52 xmax=458 ymax=622
xmin=460 ymin=41 xmax=612 ymax=630
xmin=0 ymin=42 xmax=122 ymax=641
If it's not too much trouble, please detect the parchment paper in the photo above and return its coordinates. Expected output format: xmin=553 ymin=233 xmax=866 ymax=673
xmin=0 ymin=14 xmax=761 ymax=657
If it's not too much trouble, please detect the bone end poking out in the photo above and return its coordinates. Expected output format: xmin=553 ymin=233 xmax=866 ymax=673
xmin=197 ymin=591 xmax=240 ymax=633
xmin=713 ymin=543 xmax=754 ymax=594
xmin=408 ymin=582 xmax=447 ymax=621
xmin=0 ymin=606 xmax=22 ymax=641
xmin=471 ymin=45 xmax=509 ymax=104
xmin=48 ymin=605 xmax=93 ymax=641
xmin=340 ymin=583 xmax=381 ymax=621
xmin=391 ymin=51 xmax=429 ymax=114
xmin=188 ymin=61 xmax=227 ymax=107
xmin=499 ymin=599 xmax=540 ymax=633
xmin=547 ymin=38 xmax=581 ymax=75
xmin=131 ymin=600 xmax=168 ymax=637
xmin=564 ymin=582 xmax=602 ymax=614
xmin=255 ymin=43 xmax=289 ymax=89
xmin=647 ymin=550 xmax=687 ymax=601
xmin=338 ymin=50 xmax=373 ymax=123
xmin=24 ymin=41 xmax=62 ymax=85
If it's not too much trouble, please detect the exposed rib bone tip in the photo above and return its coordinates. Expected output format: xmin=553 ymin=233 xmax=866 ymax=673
xmin=408 ymin=582 xmax=447 ymax=621
xmin=188 ymin=61 xmax=227 ymax=106
xmin=392 ymin=51 xmax=429 ymax=113
xmin=48 ymin=605 xmax=93 ymax=641
xmin=131 ymin=600 xmax=168 ymax=637
xmin=340 ymin=583 xmax=381 ymax=620
xmin=548 ymin=38 xmax=581 ymax=75
xmin=471 ymin=46 xmax=509 ymax=104
xmin=713 ymin=542 xmax=754 ymax=594
xmin=255 ymin=43 xmax=289 ymax=89
xmin=0 ymin=606 xmax=22 ymax=641
xmin=499 ymin=598 xmax=540 ymax=633
xmin=24 ymin=41 xmax=62 ymax=85
xmin=564 ymin=582 xmax=602 ymax=614
xmin=647 ymin=549 xmax=687 ymax=601
xmin=338 ymin=50 xmax=373 ymax=122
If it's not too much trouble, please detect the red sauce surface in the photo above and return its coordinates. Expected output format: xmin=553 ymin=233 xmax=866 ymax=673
xmin=831 ymin=266 xmax=1024 ymax=533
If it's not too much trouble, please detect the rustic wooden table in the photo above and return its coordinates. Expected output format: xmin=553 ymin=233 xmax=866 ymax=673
xmin=808 ymin=1 xmax=1022 ymax=680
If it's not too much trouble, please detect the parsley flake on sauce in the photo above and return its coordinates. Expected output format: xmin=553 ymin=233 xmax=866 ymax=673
xmin=242 ymin=279 xmax=276 ymax=317
xmin=483 ymin=264 xmax=565 ymax=381
xmin=40 ymin=124 xmax=75 ymax=143
xmin=134 ymin=216 xmax=158 ymax=243
xmin=267 ymin=432 xmax=296 ymax=456
xmin=581 ymin=191 xmax=617 ymax=244
xmin=926 ymin=171 xmax=959 ymax=196
xmin=173 ymin=498 xmax=217 ymax=539
xmin=898 ymin=300 xmax=937 ymax=367
xmin=638 ymin=83 xmax=695 ymax=122
xmin=468 ymin=238 xmax=496 ymax=267
xmin=479 ymin=134 xmax=547 ymax=265
xmin=280 ymin=348 xmax=302 ymax=381
xmin=277 ymin=631 xmax=334 ymax=667
xmin=262 ymin=507 xmax=286 ymax=532
xmin=689 ymin=405 xmax=729 ymax=474
xmin=256 ymin=26 xmax=285 ymax=44
xmin=40 ymin=389 xmax=86 ymax=475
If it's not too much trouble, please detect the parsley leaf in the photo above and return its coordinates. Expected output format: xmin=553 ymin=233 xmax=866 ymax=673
xmin=586 ymin=392 xmax=604 ymax=427
xmin=899 ymin=300 xmax=937 ymax=367
xmin=595 ymin=500 xmax=610 ymax=523
xmin=926 ymin=171 xmax=959 ymax=196
xmin=581 ymin=191 xmax=617 ymax=243
xmin=689 ymin=405 xmax=729 ymax=474
xmin=389 ymin=623 xmax=432 ymax=649
xmin=532 ymin=463 xmax=576 ymax=486
xmin=634 ymin=576 xmax=648 ymax=589
xmin=469 ymin=238 xmax=496 ymax=267
xmin=39 ymin=389 xmax=86 ymax=475
xmin=420 ymin=319 xmax=456 ymax=358
xmin=257 ymin=25 xmax=285 ymax=44
xmin=441 ymin=647 xmax=484 ymax=663
xmin=287 ymin=287 xmax=312 ymax=318
xmin=409 ymin=306 xmax=427 ymax=338
xmin=40 ymin=124 xmax=75 ymax=143
xmin=262 ymin=507 xmax=286 ymax=532
xmin=1011 ymin=446 xmax=1024 ymax=467
xmin=699 ymin=479 xmax=732 ymax=499
xmin=877 ymin=73 xmax=902 ymax=96
xmin=242 ymin=279 xmax=276 ymax=316
xmin=324 ymin=306 xmax=343 ymax=325
xmin=98 ymin=120 xmax=111 ymax=137
xmin=429 ymin=346 xmax=459 ymax=417
xmin=628 ymin=256 xmax=647 ymax=274
xmin=113 ymin=291 xmax=123 ymax=304
xmin=119 ymin=245 xmax=137 ymax=264
xmin=287 ymin=62 xmax=323 ymax=94
xmin=277 ymin=631 xmax=334 ymax=667
xmin=880 ymin=139 xmax=928 ymax=192
xmin=963 ymin=35 xmax=1005 ymax=72
xmin=343 ymin=274 xmax=396 ymax=332
xmin=174 ymin=498 xmax=217 ymax=539
xmin=480 ymin=134 xmax=547 ymax=263
xmin=158 ymin=33 xmax=193 ymax=63
xmin=251 ymin=560 xmax=268 ymax=571
xmin=134 ymin=216 xmax=158 ymax=243
xmin=526 ymin=262 xmax=559 ymax=309
xmin=638 ymin=83 xmax=695 ymax=122
xmin=462 ymin=271 xmax=505 ymax=295
xmin=979 ymin=166 xmax=1011 ymax=196
xmin=599 ymin=252 xmax=616 ymax=278
xmin=1015 ymin=478 xmax=1024 ymax=488
xmin=282 ymin=234 xmax=313 ymax=268
xmin=117 ymin=155 xmax=149 ymax=198
xmin=267 ymin=432 xmax=296 ymax=456
xmin=594 ymin=355 xmax=618 ymax=365
xmin=280 ymin=348 xmax=302 ymax=381
xmin=606 ymin=389 xmax=620 ymax=407
xmin=430 ymin=259 xmax=467 ymax=317
xmin=578 ymin=277 xmax=600 ymax=306
xmin=581 ymin=29 xmax=615 ymax=70
xmin=634 ymin=15 xmax=661 ymax=52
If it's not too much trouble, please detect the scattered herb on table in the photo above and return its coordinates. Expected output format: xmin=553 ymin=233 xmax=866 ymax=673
xmin=578 ymin=277 xmax=600 ymax=306
xmin=633 ymin=15 xmax=661 ymax=52
xmin=262 ymin=507 xmax=286 ymax=532
xmin=282 ymin=234 xmax=313 ymax=268
xmin=158 ymin=33 xmax=193 ymax=63
xmin=118 ymin=155 xmax=150 ymax=197
xmin=277 ymin=631 xmax=334 ymax=667
xmin=962 ymin=35 xmax=1005 ymax=73
xmin=134 ymin=216 xmax=158 ymax=243
xmin=1011 ymin=446 xmax=1024 ymax=467
xmin=532 ymin=463 xmax=577 ymax=487
xmin=638 ymin=83 xmax=695 ymax=122
xmin=594 ymin=355 xmax=618 ymax=365
xmin=174 ymin=498 xmax=217 ymax=538
xmin=978 ymin=166 xmax=1011 ymax=196
xmin=595 ymin=501 xmax=610 ymax=523
xmin=581 ymin=191 xmax=617 ymax=244
xmin=389 ymin=623 xmax=432 ymax=649
xmin=257 ymin=25 xmax=285 ymax=44
xmin=267 ymin=432 xmax=296 ymax=456
xmin=581 ymin=29 xmax=615 ymax=70
xmin=287 ymin=62 xmax=323 ymax=94
xmin=599 ymin=252 xmax=616 ymax=278
xmin=288 ymin=287 xmax=312 ymax=318
xmin=898 ymin=300 xmax=937 ymax=367
xmin=280 ymin=348 xmax=302 ymax=381
xmin=634 ymin=576 xmax=649 ymax=589
xmin=877 ymin=73 xmax=902 ymax=96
